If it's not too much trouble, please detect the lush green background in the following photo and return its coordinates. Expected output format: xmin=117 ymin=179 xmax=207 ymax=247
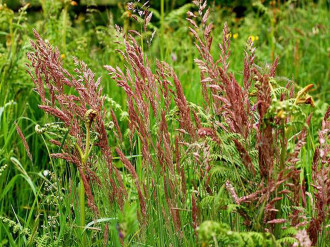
xmin=0 ymin=0 xmax=329 ymax=246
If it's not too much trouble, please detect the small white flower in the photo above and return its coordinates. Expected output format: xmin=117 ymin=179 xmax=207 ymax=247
xmin=43 ymin=170 xmax=49 ymax=176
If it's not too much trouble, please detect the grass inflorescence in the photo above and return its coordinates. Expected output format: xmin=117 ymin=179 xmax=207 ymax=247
xmin=0 ymin=0 xmax=329 ymax=246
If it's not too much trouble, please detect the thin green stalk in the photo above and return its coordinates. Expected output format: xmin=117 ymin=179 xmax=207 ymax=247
xmin=279 ymin=120 xmax=286 ymax=172
xmin=137 ymin=137 xmax=143 ymax=182
xmin=275 ymin=120 xmax=286 ymax=236
xmin=78 ymin=114 xmax=95 ymax=245
xmin=140 ymin=25 xmax=144 ymax=55
xmin=160 ymin=0 xmax=164 ymax=60
xmin=80 ymin=174 xmax=85 ymax=229
xmin=61 ymin=3 xmax=68 ymax=52
xmin=83 ymin=123 xmax=91 ymax=163
xmin=79 ymin=168 xmax=86 ymax=245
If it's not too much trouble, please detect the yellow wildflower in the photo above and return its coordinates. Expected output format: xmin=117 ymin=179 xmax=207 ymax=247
xmin=233 ymin=33 xmax=238 ymax=39
xmin=249 ymin=35 xmax=259 ymax=42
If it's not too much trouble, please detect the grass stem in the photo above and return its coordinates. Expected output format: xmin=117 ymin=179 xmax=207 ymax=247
xmin=160 ymin=0 xmax=164 ymax=60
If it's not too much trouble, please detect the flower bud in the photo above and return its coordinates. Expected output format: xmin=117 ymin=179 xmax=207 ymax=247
xmin=84 ymin=109 xmax=97 ymax=125
xmin=35 ymin=124 xmax=44 ymax=134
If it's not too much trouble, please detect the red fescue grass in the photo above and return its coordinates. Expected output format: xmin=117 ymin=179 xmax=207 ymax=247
xmin=26 ymin=0 xmax=329 ymax=245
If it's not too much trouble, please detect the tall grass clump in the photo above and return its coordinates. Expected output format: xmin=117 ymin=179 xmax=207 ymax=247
xmin=0 ymin=0 xmax=328 ymax=246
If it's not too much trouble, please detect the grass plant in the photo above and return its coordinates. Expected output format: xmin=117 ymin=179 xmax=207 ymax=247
xmin=0 ymin=0 xmax=329 ymax=246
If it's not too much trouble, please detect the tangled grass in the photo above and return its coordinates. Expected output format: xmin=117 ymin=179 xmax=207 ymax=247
xmin=0 ymin=0 xmax=329 ymax=246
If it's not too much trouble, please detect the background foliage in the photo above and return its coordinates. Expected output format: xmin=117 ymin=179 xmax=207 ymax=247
xmin=0 ymin=0 xmax=329 ymax=246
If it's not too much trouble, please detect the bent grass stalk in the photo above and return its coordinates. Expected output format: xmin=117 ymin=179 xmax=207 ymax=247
xmin=74 ymin=109 xmax=97 ymax=244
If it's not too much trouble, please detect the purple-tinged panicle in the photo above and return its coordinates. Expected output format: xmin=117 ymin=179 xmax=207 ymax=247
xmin=15 ymin=122 xmax=33 ymax=162
xmin=307 ymin=107 xmax=329 ymax=245
xmin=115 ymin=148 xmax=146 ymax=218
xmin=294 ymin=229 xmax=312 ymax=247
xmin=27 ymin=30 xmax=125 ymax=217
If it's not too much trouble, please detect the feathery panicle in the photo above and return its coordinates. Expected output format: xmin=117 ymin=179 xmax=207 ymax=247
xmin=15 ymin=122 xmax=33 ymax=162
xmin=27 ymin=30 xmax=125 ymax=218
xmin=115 ymin=148 xmax=146 ymax=217
xmin=307 ymin=107 xmax=329 ymax=245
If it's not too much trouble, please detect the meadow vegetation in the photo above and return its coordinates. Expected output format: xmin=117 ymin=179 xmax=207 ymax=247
xmin=0 ymin=0 xmax=329 ymax=246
